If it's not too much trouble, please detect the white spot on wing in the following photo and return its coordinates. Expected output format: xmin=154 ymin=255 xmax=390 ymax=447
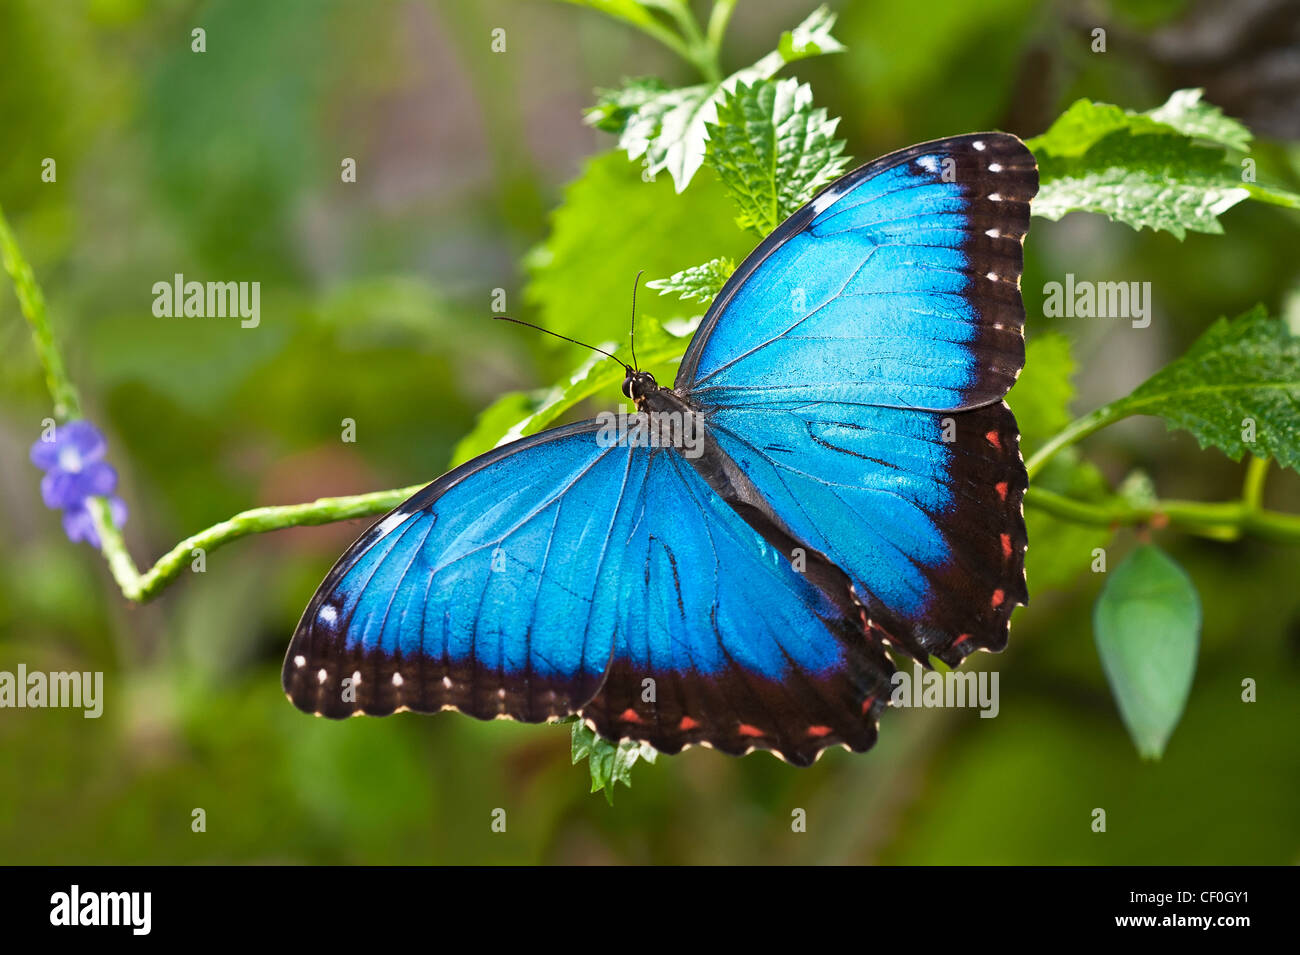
xmin=374 ymin=512 xmax=408 ymax=536
xmin=392 ymin=672 xmax=403 ymax=686
xmin=317 ymin=668 xmax=328 ymax=684
xmin=294 ymin=655 xmax=306 ymax=668
xmin=318 ymin=604 xmax=337 ymax=625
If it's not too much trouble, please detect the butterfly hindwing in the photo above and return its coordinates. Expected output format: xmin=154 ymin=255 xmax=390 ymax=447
xmin=581 ymin=446 xmax=893 ymax=766
xmin=707 ymin=400 xmax=1028 ymax=665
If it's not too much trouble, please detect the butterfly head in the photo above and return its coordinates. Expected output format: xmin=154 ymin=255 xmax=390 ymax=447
xmin=621 ymin=368 xmax=659 ymax=406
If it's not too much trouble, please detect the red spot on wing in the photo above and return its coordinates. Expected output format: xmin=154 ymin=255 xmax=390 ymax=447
xmin=985 ymin=429 xmax=1002 ymax=450
xmin=738 ymin=723 xmax=764 ymax=738
xmin=991 ymin=588 xmax=1005 ymax=608
xmin=678 ymin=715 xmax=700 ymax=731
xmin=806 ymin=725 xmax=832 ymax=738
xmin=1001 ymin=533 xmax=1013 ymax=559
xmin=995 ymin=481 xmax=1009 ymax=501
xmin=619 ymin=707 xmax=642 ymax=724
xmin=953 ymin=633 xmax=972 ymax=648
xmin=860 ymin=695 xmax=877 ymax=716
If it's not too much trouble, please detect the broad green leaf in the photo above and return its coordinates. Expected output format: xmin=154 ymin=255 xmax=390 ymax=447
xmin=1028 ymin=88 xmax=1252 ymax=158
xmin=1093 ymin=544 xmax=1201 ymax=759
xmin=1009 ymin=335 xmax=1113 ymax=593
xmin=524 ymin=151 xmax=751 ymax=345
xmin=1034 ymin=134 xmax=1256 ymax=238
xmin=1029 ymin=90 xmax=1299 ymax=237
xmin=705 ymin=78 xmax=851 ymax=237
xmin=570 ymin=719 xmax=657 ymax=805
xmin=448 ymin=313 xmax=694 ymax=466
xmin=645 ymin=256 xmax=735 ymax=303
xmin=1113 ymin=305 xmax=1300 ymax=470
xmin=586 ymin=5 xmax=844 ymax=191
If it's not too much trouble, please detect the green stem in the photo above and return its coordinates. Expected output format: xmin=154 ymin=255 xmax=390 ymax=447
xmin=92 ymin=484 xmax=427 ymax=602
xmin=1025 ymin=486 xmax=1300 ymax=544
xmin=0 ymin=202 xmax=82 ymax=420
xmin=706 ymin=0 xmax=737 ymax=55
xmin=662 ymin=0 xmax=721 ymax=82
xmin=1024 ymin=402 xmax=1126 ymax=479
xmin=1241 ymin=455 xmax=1269 ymax=511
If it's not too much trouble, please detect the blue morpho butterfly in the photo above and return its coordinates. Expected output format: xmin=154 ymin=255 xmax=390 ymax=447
xmin=284 ymin=133 xmax=1038 ymax=766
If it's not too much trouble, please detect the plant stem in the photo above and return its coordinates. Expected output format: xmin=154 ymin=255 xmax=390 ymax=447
xmin=92 ymin=484 xmax=427 ymax=602
xmin=1025 ymin=486 xmax=1300 ymax=543
xmin=1241 ymin=455 xmax=1269 ymax=511
xmin=706 ymin=0 xmax=737 ymax=56
xmin=662 ymin=0 xmax=721 ymax=82
xmin=0 ymin=203 xmax=82 ymax=420
xmin=1024 ymin=402 xmax=1126 ymax=479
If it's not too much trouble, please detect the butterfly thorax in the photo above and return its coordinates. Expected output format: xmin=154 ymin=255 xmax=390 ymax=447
xmin=622 ymin=368 xmax=686 ymax=412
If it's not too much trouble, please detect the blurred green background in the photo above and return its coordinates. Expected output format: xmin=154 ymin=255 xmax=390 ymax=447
xmin=2 ymin=0 xmax=1298 ymax=864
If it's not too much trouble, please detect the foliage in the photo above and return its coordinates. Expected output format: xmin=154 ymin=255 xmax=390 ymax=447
xmin=1029 ymin=89 xmax=1300 ymax=238
xmin=4 ymin=0 xmax=1300 ymax=857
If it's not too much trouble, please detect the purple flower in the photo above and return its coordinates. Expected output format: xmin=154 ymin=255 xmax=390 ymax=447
xmin=62 ymin=497 xmax=128 ymax=549
xmin=29 ymin=419 xmax=107 ymax=471
xmin=30 ymin=419 xmax=127 ymax=546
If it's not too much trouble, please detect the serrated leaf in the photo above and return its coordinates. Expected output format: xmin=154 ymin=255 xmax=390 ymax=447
xmin=704 ymin=78 xmax=851 ymax=237
xmin=1029 ymin=90 xmax=1298 ymax=238
xmin=1028 ymin=88 xmax=1252 ymax=158
xmin=1034 ymin=133 xmax=1253 ymax=238
xmin=571 ymin=719 xmax=656 ymax=805
xmin=587 ymin=5 xmax=845 ymax=191
xmin=448 ymin=313 xmax=695 ymax=467
xmin=1114 ymin=305 xmax=1300 ymax=470
xmin=645 ymin=256 xmax=735 ymax=303
xmin=1146 ymin=88 xmax=1253 ymax=152
xmin=1094 ymin=544 xmax=1201 ymax=759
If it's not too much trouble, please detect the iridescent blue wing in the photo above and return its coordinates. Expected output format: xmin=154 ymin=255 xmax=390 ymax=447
xmin=283 ymin=422 xmax=634 ymax=722
xmin=678 ymin=133 xmax=1037 ymax=664
xmin=678 ymin=134 xmax=1035 ymax=411
xmin=284 ymin=422 xmax=893 ymax=764
xmin=581 ymin=444 xmax=893 ymax=765
xmin=707 ymin=400 xmax=1028 ymax=666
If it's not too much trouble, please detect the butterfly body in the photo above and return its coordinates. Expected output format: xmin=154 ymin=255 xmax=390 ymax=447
xmin=285 ymin=133 xmax=1038 ymax=765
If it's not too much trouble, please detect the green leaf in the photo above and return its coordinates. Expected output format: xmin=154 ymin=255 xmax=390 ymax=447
xmin=1093 ymin=544 xmax=1201 ymax=759
xmin=1028 ymin=88 xmax=1252 ymax=158
xmin=645 ymin=256 xmax=735 ymax=303
xmin=524 ymin=150 xmax=751 ymax=346
xmin=1009 ymin=335 xmax=1113 ymax=593
xmin=1113 ymin=305 xmax=1300 ymax=470
xmin=448 ymin=313 xmax=695 ymax=467
xmin=586 ymin=5 xmax=844 ymax=191
xmin=570 ymin=719 xmax=657 ymax=805
xmin=704 ymin=78 xmax=851 ymax=237
xmin=1029 ymin=89 xmax=1298 ymax=237
xmin=1034 ymin=134 xmax=1255 ymax=238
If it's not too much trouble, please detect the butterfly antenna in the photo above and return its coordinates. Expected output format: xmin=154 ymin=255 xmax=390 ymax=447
xmin=493 ymin=316 xmax=627 ymax=368
xmin=630 ymin=269 xmax=644 ymax=371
